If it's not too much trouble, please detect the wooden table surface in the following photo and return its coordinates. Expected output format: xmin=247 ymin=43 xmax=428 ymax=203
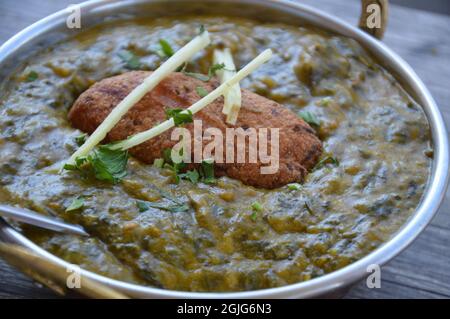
xmin=0 ymin=0 xmax=449 ymax=299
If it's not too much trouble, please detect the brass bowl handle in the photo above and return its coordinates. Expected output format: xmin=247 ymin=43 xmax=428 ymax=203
xmin=359 ymin=0 xmax=389 ymax=39
xmin=0 ymin=243 xmax=129 ymax=299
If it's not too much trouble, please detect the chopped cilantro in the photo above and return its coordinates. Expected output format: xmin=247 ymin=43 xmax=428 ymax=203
xmin=314 ymin=155 xmax=339 ymax=170
xmin=153 ymin=158 xmax=164 ymax=168
xmin=287 ymin=183 xmax=301 ymax=191
xmin=88 ymin=145 xmax=128 ymax=183
xmin=75 ymin=133 xmax=87 ymax=146
xmin=66 ymin=196 xmax=84 ymax=212
xmin=251 ymin=201 xmax=263 ymax=212
xmin=165 ymin=108 xmax=193 ymax=126
xmin=208 ymin=63 xmax=226 ymax=77
xmin=250 ymin=201 xmax=263 ymax=221
xmin=64 ymin=145 xmax=128 ymax=184
xmin=158 ymin=149 xmax=215 ymax=185
xmin=179 ymin=169 xmax=200 ymax=184
xmin=161 ymin=148 xmax=186 ymax=184
xmin=158 ymin=39 xmax=174 ymax=58
xmin=25 ymin=71 xmax=38 ymax=82
xmin=63 ymin=163 xmax=78 ymax=171
xmin=182 ymin=63 xmax=226 ymax=82
xmin=162 ymin=148 xmax=173 ymax=164
xmin=195 ymin=86 xmax=209 ymax=97
xmin=136 ymin=200 xmax=149 ymax=213
xmin=118 ymin=50 xmax=141 ymax=70
xmin=299 ymin=111 xmax=320 ymax=127
xmin=199 ymin=158 xmax=215 ymax=184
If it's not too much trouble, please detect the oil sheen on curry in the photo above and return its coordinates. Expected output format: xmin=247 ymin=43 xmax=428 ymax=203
xmin=0 ymin=17 xmax=432 ymax=292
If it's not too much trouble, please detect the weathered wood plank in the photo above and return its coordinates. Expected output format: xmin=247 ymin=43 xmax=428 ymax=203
xmin=346 ymin=279 xmax=448 ymax=299
xmin=367 ymin=225 xmax=449 ymax=295
xmin=0 ymin=258 xmax=61 ymax=298
xmin=0 ymin=0 xmax=71 ymax=43
xmin=346 ymin=224 xmax=450 ymax=298
xmin=0 ymin=0 xmax=449 ymax=299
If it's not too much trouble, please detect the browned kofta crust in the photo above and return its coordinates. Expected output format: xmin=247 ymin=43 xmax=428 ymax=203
xmin=68 ymin=71 xmax=322 ymax=189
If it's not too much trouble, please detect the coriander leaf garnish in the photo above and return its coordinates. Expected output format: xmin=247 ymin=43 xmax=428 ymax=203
xmin=153 ymin=158 xmax=164 ymax=168
xmin=165 ymin=108 xmax=193 ymax=126
xmin=75 ymin=155 xmax=88 ymax=167
xmin=63 ymin=163 xmax=78 ymax=171
xmin=179 ymin=169 xmax=200 ymax=184
xmin=251 ymin=201 xmax=263 ymax=212
xmin=118 ymin=50 xmax=141 ymax=70
xmin=136 ymin=200 xmax=149 ymax=212
xmin=195 ymin=86 xmax=209 ymax=97
xmin=158 ymin=39 xmax=175 ymax=58
xmin=25 ymin=71 xmax=38 ymax=82
xmin=157 ymin=149 xmax=215 ymax=185
xmin=162 ymin=148 xmax=173 ymax=164
xmin=136 ymin=200 xmax=189 ymax=213
xmin=88 ymin=145 xmax=128 ymax=183
xmin=64 ymin=145 xmax=128 ymax=184
xmin=287 ymin=183 xmax=301 ymax=191
xmin=250 ymin=201 xmax=263 ymax=221
xmin=199 ymin=158 xmax=215 ymax=184
xmin=299 ymin=111 xmax=320 ymax=127
xmin=208 ymin=63 xmax=226 ymax=77
xmin=314 ymin=155 xmax=339 ymax=170
xmin=75 ymin=133 xmax=87 ymax=146
xmin=161 ymin=147 xmax=186 ymax=184
xmin=66 ymin=196 xmax=84 ymax=212
xmin=182 ymin=63 xmax=226 ymax=82
xmin=63 ymin=155 xmax=88 ymax=173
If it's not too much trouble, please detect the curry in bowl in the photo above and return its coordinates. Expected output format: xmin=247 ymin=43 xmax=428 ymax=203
xmin=0 ymin=16 xmax=431 ymax=292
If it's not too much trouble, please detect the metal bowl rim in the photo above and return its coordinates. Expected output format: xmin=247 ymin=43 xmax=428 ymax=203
xmin=0 ymin=0 xmax=448 ymax=298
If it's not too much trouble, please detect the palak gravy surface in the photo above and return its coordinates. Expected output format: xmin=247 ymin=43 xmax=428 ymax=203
xmin=0 ymin=17 xmax=432 ymax=291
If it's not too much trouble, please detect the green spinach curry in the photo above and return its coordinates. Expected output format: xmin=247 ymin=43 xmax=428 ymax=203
xmin=0 ymin=17 xmax=431 ymax=291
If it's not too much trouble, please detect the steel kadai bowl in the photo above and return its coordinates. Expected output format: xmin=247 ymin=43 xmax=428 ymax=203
xmin=0 ymin=0 xmax=448 ymax=298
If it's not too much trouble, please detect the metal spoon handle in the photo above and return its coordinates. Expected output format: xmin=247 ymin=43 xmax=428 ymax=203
xmin=0 ymin=205 xmax=88 ymax=237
